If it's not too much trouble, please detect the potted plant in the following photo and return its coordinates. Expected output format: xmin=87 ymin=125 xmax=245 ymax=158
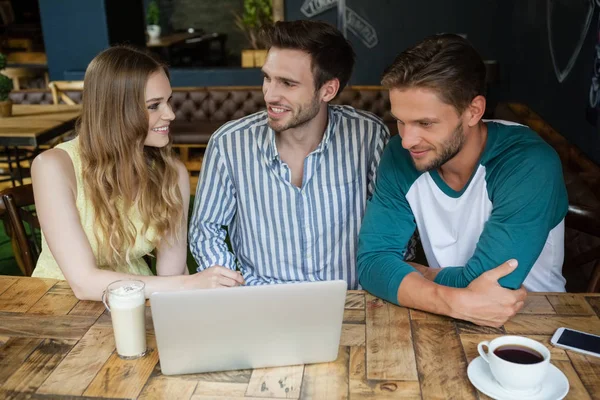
xmin=0 ymin=53 xmax=14 ymax=118
xmin=234 ymin=0 xmax=273 ymax=68
xmin=146 ymin=0 xmax=161 ymax=41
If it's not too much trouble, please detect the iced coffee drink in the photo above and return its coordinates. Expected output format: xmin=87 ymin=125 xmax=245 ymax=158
xmin=102 ymin=280 xmax=147 ymax=359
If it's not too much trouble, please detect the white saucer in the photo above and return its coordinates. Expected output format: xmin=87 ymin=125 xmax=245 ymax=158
xmin=467 ymin=356 xmax=569 ymax=400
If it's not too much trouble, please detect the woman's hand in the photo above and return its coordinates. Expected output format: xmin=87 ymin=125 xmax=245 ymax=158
xmin=187 ymin=265 xmax=245 ymax=289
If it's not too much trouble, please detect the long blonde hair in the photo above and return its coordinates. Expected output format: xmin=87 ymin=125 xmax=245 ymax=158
xmin=77 ymin=46 xmax=184 ymax=265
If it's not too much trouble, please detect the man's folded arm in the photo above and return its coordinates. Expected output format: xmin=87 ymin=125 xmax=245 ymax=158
xmin=433 ymin=143 xmax=568 ymax=289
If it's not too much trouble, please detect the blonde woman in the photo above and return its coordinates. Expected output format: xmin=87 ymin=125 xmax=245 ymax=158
xmin=31 ymin=46 xmax=243 ymax=300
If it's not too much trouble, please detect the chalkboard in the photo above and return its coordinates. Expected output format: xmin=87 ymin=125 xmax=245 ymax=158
xmin=547 ymin=0 xmax=596 ymax=83
xmin=286 ymin=0 xmax=502 ymax=85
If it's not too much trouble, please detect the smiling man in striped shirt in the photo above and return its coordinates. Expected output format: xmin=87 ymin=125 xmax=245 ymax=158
xmin=188 ymin=20 xmax=396 ymax=288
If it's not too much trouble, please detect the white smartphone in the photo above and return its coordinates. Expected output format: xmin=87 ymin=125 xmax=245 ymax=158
xmin=550 ymin=327 xmax=600 ymax=358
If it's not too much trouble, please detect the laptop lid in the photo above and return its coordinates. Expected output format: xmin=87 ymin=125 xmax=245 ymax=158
xmin=150 ymin=280 xmax=347 ymax=375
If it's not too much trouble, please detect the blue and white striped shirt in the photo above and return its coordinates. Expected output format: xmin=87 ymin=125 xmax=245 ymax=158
xmin=189 ymin=105 xmax=390 ymax=288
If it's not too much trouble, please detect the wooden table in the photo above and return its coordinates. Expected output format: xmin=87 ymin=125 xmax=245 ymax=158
xmin=5 ymin=53 xmax=49 ymax=90
xmin=146 ymin=32 xmax=203 ymax=48
xmin=147 ymin=32 xmax=205 ymax=63
xmin=7 ymin=52 xmax=48 ymax=66
xmin=0 ymin=104 xmax=81 ymax=147
xmin=147 ymin=32 xmax=227 ymax=67
xmin=0 ymin=276 xmax=599 ymax=399
xmin=0 ymin=104 xmax=80 ymax=185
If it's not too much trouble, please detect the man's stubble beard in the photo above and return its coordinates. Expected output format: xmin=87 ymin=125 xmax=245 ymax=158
xmin=415 ymin=121 xmax=466 ymax=172
xmin=268 ymin=92 xmax=321 ymax=133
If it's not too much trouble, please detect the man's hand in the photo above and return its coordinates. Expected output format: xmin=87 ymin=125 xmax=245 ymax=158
xmin=188 ymin=265 xmax=245 ymax=289
xmin=451 ymin=259 xmax=527 ymax=328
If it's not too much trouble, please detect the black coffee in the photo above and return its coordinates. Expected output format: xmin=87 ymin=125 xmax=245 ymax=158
xmin=493 ymin=345 xmax=544 ymax=364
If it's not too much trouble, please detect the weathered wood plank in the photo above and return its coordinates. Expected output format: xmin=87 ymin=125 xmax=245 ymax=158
xmin=553 ymin=360 xmax=592 ymax=400
xmin=0 ymin=337 xmax=43 ymax=384
xmin=187 ymin=369 xmax=252 ymax=384
xmin=340 ymin=324 xmax=365 ymax=347
xmin=190 ymin=396 xmax=269 ymax=400
xmin=90 ymin=310 xmax=112 ymax=326
xmin=345 ymin=292 xmax=365 ymax=309
xmin=547 ymin=294 xmax=596 ymax=315
xmin=83 ymin=334 xmax=159 ymax=399
xmin=504 ymin=315 xmax=600 ymax=335
xmin=93 ymin=307 xmax=155 ymax=334
xmin=0 ymin=312 xmax=97 ymax=339
xmin=1 ymin=339 xmax=76 ymax=394
xmin=409 ymin=309 xmax=452 ymax=321
xmin=68 ymin=300 xmax=106 ymax=318
xmin=343 ymin=309 xmax=365 ymax=323
xmin=0 ymin=277 xmax=18 ymax=296
xmin=568 ymin=351 xmax=600 ymax=399
xmin=47 ymin=280 xmax=74 ymax=294
xmin=412 ymin=319 xmax=478 ymax=400
xmin=300 ymin=346 xmax=348 ymax=400
xmin=26 ymin=281 xmax=78 ymax=316
xmin=586 ymin=297 xmax=600 ymax=318
xmin=1 ymin=392 xmax=112 ymax=400
xmin=455 ymin=321 xmax=505 ymax=335
xmin=518 ymin=295 xmax=556 ymax=314
xmin=365 ymin=295 xmax=417 ymax=381
xmin=192 ymin=382 xmax=248 ymax=398
xmin=349 ymin=346 xmax=420 ymax=400
xmin=139 ymin=376 xmax=198 ymax=400
xmin=459 ymin=334 xmax=569 ymax=363
xmin=37 ymin=324 xmax=115 ymax=396
xmin=0 ymin=278 xmax=57 ymax=313
xmin=245 ymin=365 xmax=304 ymax=399
xmin=27 ymin=292 xmax=79 ymax=316
xmin=191 ymin=394 xmax=269 ymax=399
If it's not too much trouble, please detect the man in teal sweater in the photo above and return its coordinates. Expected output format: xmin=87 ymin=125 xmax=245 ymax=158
xmin=357 ymin=34 xmax=568 ymax=327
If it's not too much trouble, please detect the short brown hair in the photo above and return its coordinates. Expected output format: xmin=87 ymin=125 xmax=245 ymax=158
xmin=261 ymin=20 xmax=355 ymax=92
xmin=381 ymin=34 xmax=486 ymax=113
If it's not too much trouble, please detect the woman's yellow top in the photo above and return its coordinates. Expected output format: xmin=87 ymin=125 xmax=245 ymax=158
xmin=33 ymin=138 xmax=155 ymax=279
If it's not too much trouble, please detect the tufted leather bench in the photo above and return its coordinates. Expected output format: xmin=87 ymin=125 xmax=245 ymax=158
xmin=168 ymin=85 xmax=397 ymax=140
xmin=11 ymin=86 xmax=396 ymax=173
xmin=11 ymin=86 xmax=395 ymax=137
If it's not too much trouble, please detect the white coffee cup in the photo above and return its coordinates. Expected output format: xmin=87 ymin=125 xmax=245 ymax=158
xmin=477 ymin=335 xmax=550 ymax=394
xmin=102 ymin=280 xmax=147 ymax=359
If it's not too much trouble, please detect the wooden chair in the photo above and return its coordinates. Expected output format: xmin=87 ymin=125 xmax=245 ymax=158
xmin=48 ymin=80 xmax=83 ymax=105
xmin=4 ymin=38 xmax=33 ymax=52
xmin=0 ymin=184 xmax=156 ymax=277
xmin=3 ymin=52 xmax=48 ymax=90
xmin=45 ymin=81 xmax=83 ymax=146
xmin=0 ymin=184 xmax=40 ymax=276
xmin=565 ymin=204 xmax=600 ymax=293
xmin=0 ymin=146 xmax=35 ymax=187
xmin=6 ymin=52 xmax=47 ymax=65
xmin=2 ymin=67 xmax=38 ymax=90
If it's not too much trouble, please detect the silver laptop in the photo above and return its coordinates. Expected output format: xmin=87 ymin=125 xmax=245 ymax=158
xmin=150 ymin=280 xmax=347 ymax=375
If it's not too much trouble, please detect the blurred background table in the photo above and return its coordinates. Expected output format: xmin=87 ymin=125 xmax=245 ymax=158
xmin=0 ymin=104 xmax=80 ymax=186
xmin=4 ymin=51 xmax=48 ymax=90
xmin=147 ymin=31 xmax=227 ymax=67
